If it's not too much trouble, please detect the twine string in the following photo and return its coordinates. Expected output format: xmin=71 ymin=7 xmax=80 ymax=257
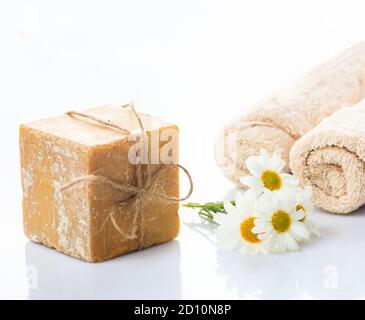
xmin=236 ymin=120 xmax=299 ymax=139
xmin=62 ymin=103 xmax=193 ymax=249
xmin=66 ymin=110 xmax=130 ymax=135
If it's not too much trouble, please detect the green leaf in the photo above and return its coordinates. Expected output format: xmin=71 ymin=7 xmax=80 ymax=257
xmin=183 ymin=200 xmax=235 ymax=222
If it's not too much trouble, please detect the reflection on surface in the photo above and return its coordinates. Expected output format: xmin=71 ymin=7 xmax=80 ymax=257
xmin=216 ymin=209 xmax=365 ymax=300
xmin=184 ymin=221 xmax=217 ymax=246
xmin=208 ymin=188 xmax=365 ymax=299
xmin=25 ymin=240 xmax=182 ymax=300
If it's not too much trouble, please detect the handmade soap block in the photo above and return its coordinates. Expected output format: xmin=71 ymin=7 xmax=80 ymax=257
xmin=20 ymin=105 xmax=180 ymax=262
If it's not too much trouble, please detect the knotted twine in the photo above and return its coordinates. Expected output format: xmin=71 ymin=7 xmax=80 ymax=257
xmin=61 ymin=103 xmax=193 ymax=250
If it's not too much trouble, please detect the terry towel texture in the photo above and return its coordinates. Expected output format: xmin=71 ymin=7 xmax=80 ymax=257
xmin=215 ymin=42 xmax=365 ymax=187
xmin=290 ymin=101 xmax=365 ymax=214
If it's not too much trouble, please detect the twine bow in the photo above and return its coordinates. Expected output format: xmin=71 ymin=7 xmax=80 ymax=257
xmin=61 ymin=103 xmax=193 ymax=249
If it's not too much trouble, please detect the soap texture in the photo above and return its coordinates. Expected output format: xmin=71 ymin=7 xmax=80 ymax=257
xmin=215 ymin=42 xmax=365 ymax=187
xmin=290 ymin=100 xmax=365 ymax=214
xmin=20 ymin=105 xmax=180 ymax=262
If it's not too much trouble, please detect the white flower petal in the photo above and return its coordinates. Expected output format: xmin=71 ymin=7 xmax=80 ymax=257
xmin=306 ymin=220 xmax=320 ymax=237
xmin=234 ymin=191 xmax=247 ymax=218
xmin=240 ymin=176 xmax=263 ymax=193
xmin=224 ymin=200 xmax=241 ymax=218
xmin=258 ymin=193 xmax=279 ymax=215
xmin=275 ymin=160 xmax=286 ymax=173
xmin=273 ymin=234 xmax=285 ymax=253
xmin=214 ymin=213 xmax=236 ymax=225
xmin=291 ymin=222 xmax=310 ymax=240
xmin=241 ymin=190 xmax=258 ymax=214
xmin=246 ymin=156 xmax=264 ymax=177
xmin=257 ymin=233 xmax=267 ymax=241
xmin=284 ymin=233 xmax=299 ymax=252
xmin=260 ymin=149 xmax=270 ymax=161
xmin=293 ymin=209 xmax=305 ymax=221
xmin=252 ymin=222 xmax=272 ymax=234
xmin=281 ymin=173 xmax=299 ymax=187
xmin=269 ymin=151 xmax=285 ymax=172
xmin=269 ymin=195 xmax=281 ymax=212
xmin=295 ymin=190 xmax=305 ymax=203
xmin=277 ymin=196 xmax=294 ymax=213
xmin=266 ymin=234 xmax=277 ymax=250
xmin=217 ymin=226 xmax=241 ymax=249
xmin=235 ymin=190 xmax=257 ymax=218
xmin=304 ymin=201 xmax=314 ymax=215
xmin=289 ymin=230 xmax=300 ymax=242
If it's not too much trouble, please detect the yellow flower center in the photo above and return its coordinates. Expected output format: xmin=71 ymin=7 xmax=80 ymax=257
xmin=271 ymin=210 xmax=291 ymax=233
xmin=261 ymin=170 xmax=282 ymax=191
xmin=296 ymin=204 xmax=306 ymax=222
xmin=240 ymin=216 xmax=261 ymax=243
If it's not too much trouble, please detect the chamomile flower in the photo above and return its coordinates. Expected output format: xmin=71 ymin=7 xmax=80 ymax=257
xmin=252 ymin=194 xmax=310 ymax=253
xmin=215 ymin=190 xmax=267 ymax=255
xmin=184 ymin=148 xmax=319 ymax=255
xmin=240 ymin=149 xmax=298 ymax=197
xmin=295 ymin=186 xmax=320 ymax=238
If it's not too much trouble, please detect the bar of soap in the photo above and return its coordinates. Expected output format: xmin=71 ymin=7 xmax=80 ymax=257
xmin=19 ymin=105 xmax=180 ymax=262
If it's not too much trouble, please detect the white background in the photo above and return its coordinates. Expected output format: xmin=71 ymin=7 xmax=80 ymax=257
xmin=1 ymin=0 xmax=365 ymax=300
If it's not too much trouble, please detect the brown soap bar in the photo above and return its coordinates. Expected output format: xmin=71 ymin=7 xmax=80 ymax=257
xmin=19 ymin=105 xmax=180 ymax=262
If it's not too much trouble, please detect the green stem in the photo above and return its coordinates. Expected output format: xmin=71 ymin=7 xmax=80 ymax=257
xmin=183 ymin=201 xmax=235 ymax=222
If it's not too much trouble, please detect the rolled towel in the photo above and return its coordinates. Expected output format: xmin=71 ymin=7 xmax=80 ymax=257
xmin=290 ymin=101 xmax=365 ymax=214
xmin=215 ymin=42 xmax=365 ymax=187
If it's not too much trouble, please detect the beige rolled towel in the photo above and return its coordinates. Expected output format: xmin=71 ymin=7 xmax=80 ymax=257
xmin=290 ymin=101 xmax=365 ymax=214
xmin=216 ymin=42 xmax=365 ymax=187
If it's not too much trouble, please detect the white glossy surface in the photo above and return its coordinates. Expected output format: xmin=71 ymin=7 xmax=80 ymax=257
xmin=1 ymin=0 xmax=365 ymax=300
xmin=17 ymin=207 xmax=365 ymax=300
